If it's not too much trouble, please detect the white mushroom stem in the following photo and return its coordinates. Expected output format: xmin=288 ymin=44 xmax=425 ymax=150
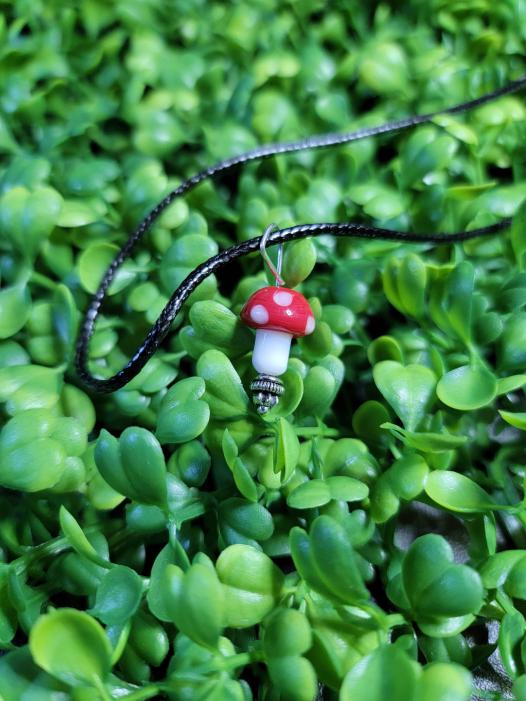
xmin=252 ymin=329 xmax=293 ymax=376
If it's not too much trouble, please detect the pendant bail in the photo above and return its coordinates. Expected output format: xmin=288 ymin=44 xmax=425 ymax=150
xmin=260 ymin=223 xmax=284 ymax=287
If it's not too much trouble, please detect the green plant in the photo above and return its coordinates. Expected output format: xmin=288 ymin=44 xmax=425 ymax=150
xmin=0 ymin=1 xmax=526 ymax=700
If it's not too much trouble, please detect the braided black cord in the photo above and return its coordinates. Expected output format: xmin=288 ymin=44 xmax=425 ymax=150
xmin=75 ymin=75 xmax=526 ymax=393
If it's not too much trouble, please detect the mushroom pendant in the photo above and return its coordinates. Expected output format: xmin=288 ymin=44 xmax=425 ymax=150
xmin=240 ymin=285 xmax=315 ymax=414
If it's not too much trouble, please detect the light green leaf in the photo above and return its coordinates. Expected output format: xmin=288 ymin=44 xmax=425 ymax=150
xmin=373 ymin=361 xmax=436 ymax=431
xmin=437 ymin=365 xmax=497 ymax=410
xmin=29 ymin=609 xmax=112 ymax=687
xmin=216 ymin=545 xmax=284 ymax=628
xmin=425 ymin=471 xmax=496 ymax=513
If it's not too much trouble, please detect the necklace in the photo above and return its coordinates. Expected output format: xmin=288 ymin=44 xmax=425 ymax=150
xmin=75 ymin=75 xmax=526 ymax=395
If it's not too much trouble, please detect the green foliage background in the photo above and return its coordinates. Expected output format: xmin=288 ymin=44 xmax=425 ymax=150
xmin=1 ymin=0 xmax=526 ymax=699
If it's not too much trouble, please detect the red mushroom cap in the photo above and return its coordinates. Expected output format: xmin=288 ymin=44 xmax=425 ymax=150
xmin=240 ymin=286 xmax=315 ymax=337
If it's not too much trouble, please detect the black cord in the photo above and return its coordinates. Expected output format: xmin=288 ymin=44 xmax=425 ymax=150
xmin=75 ymin=75 xmax=526 ymax=394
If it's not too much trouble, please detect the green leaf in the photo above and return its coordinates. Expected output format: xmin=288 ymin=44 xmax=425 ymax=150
xmin=265 ymin=366 xmax=304 ymax=419
xmin=326 ymin=475 xmax=369 ymax=502
xmin=91 ymin=566 xmax=143 ymax=626
xmin=341 ymin=645 xmax=418 ymax=701
xmin=402 ymin=534 xmax=484 ymax=621
xmin=189 ymin=301 xmax=252 ymax=356
xmin=57 ymin=199 xmax=105 ymax=227
xmin=373 ymin=361 xmax=436 ymax=431
xmin=216 ymin=545 xmax=284 ymax=628
xmin=498 ymin=312 xmax=526 ymax=372
xmin=197 ymin=350 xmax=249 ymax=419
xmin=156 ymin=377 xmax=210 ymax=444
xmin=222 ymin=428 xmax=239 ymax=467
xmin=282 ymin=239 xmax=317 ymax=287
xmin=499 ymin=610 xmax=526 ymax=678
xmin=367 ymin=335 xmax=404 ymax=365
xmin=0 ymin=436 xmax=66 ymax=492
xmin=480 ymin=551 xmax=526 ymax=588
xmin=263 ymin=608 xmax=312 ymax=657
xmin=290 ymin=527 xmax=339 ymax=601
xmin=436 ymin=364 xmax=497 ymax=410
xmin=52 ymin=284 xmax=79 ymax=360
xmin=381 ymin=422 xmax=467 ymax=453
xmin=499 ymin=410 xmax=526 ymax=430
xmin=0 ymin=647 xmax=68 ymax=700
xmin=496 ymin=374 xmax=526 ymax=395
xmin=231 ymin=456 xmax=258 ymax=502
xmin=299 ymin=366 xmax=336 ymax=418
xmin=0 ymin=364 xmax=62 ymax=414
xmin=169 ymin=440 xmax=211 ymax=487
xmin=383 ymin=253 xmax=427 ymax=318
xmin=274 ymin=418 xmax=300 ymax=481
xmin=309 ymin=515 xmax=369 ymax=603
xmin=0 ymin=284 xmax=31 ymax=339
xmin=95 ymin=428 xmax=167 ymax=507
xmin=266 ymin=656 xmax=318 ymax=701
xmin=59 ymin=506 xmax=109 ymax=568
xmin=504 ymin=558 xmax=526 ymax=600
xmin=287 ymin=479 xmax=331 ymax=509
xmin=429 ymin=263 xmax=475 ymax=345
xmin=77 ymin=243 xmax=134 ymax=295
xmin=29 ymin=609 xmax=112 ymax=687
xmin=166 ymin=563 xmax=225 ymax=649
xmin=511 ymin=198 xmax=526 ymax=269
xmin=385 ymin=453 xmax=429 ymax=501
xmin=146 ymin=544 xmax=181 ymax=622
xmin=119 ymin=427 xmax=167 ymax=507
xmin=222 ymin=430 xmax=258 ymax=501
xmin=95 ymin=429 xmax=135 ymax=500
xmin=0 ymin=186 xmax=63 ymax=259
xmin=219 ymin=498 xmax=274 ymax=545
xmin=417 ymin=663 xmax=472 ymax=701
xmin=425 ymin=471 xmax=497 ymax=513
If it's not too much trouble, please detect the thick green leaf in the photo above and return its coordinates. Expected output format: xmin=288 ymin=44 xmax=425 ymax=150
xmin=119 ymin=427 xmax=167 ymax=507
xmin=0 ymin=285 xmax=31 ymax=339
xmin=425 ymin=471 xmax=497 ymax=513
xmin=309 ymin=516 xmax=368 ymax=603
xmin=216 ymin=545 xmax=284 ymax=628
xmin=417 ymin=663 xmax=472 ymax=701
xmin=402 ymin=534 xmax=484 ymax=621
xmin=59 ymin=506 xmax=109 ymax=568
xmin=263 ymin=608 xmax=312 ymax=657
xmin=499 ymin=610 xmax=526 ymax=678
xmin=481 ymin=551 xmax=526 ymax=588
xmin=167 ymin=563 xmax=225 ymax=648
xmin=436 ymin=364 xmax=497 ymax=410
xmin=382 ymin=423 xmax=467 ymax=453
xmin=156 ymin=377 xmax=210 ymax=444
xmin=29 ymin=609 xmax=112 ymax=687
xmin=197 ymin=350 xmax=249 ymax=419
xmin=266 ymin=656 xmax=318 ymax=701
xmin=373 ymin=361 xmax=436 ymax=431
xmin=91 ymin=566 xmax=143 ymax=626
xmin=341 ymin=646 xmax=418 ymax=701
xmin=274 ymin=418 xmax=300 ymax=481
xmin=287 ymin=479 xmax=331 ymax=509
xmin=499 ymin=410 xmax=526 ymax=430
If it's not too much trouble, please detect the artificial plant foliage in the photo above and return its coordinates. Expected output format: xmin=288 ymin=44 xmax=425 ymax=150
xmin=0 ymin=0 xmax=526 ymax=700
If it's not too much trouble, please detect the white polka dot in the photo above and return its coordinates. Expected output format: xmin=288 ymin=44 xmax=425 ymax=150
xmin=274 ymin=290 xmax=293 ymax=307
xmin=305 ymin=316 xmax=315 ymax=334
xmin=250 ymin=304 xmax=269 ymax=324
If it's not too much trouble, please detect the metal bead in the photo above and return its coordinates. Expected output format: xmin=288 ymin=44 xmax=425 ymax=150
xmin=249 ymin=374 xmax=284 ymax=414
